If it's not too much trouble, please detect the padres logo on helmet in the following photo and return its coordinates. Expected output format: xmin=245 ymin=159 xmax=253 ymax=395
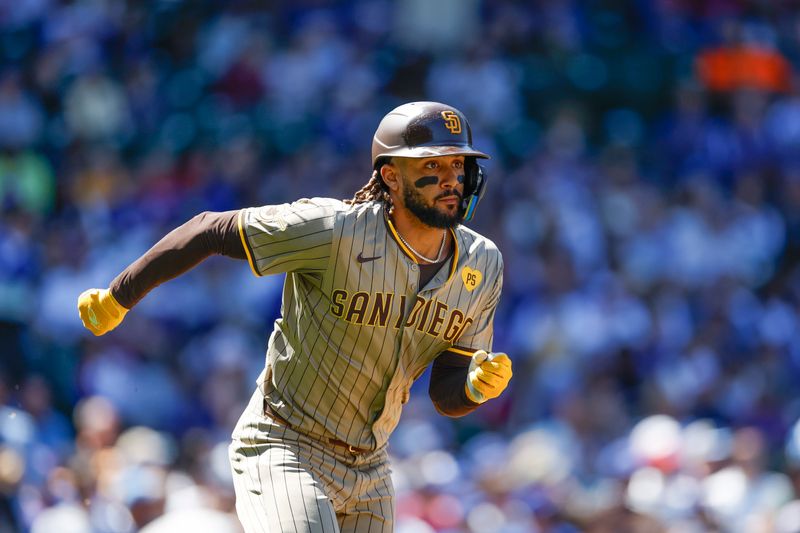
xmin=441 ymin=111 xmax=462 ymax=134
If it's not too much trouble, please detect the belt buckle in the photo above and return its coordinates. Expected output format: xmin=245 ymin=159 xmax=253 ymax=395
xmin=348 ymin=444 xmax=358 ymax=454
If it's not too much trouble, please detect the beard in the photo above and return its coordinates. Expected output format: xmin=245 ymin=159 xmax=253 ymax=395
xmin=403 ymin=184 xmax=463 ymax=229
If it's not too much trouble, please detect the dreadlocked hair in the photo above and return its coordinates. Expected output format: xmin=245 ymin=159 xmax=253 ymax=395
xmin=345 ymin=169 xmax=392 ymax=205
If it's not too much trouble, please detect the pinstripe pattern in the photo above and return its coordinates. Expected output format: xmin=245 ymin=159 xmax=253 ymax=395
xmin=239 ymin=199 xmax=502 ymax=450
xmin=230 ymin=389 xmax=394 ymax=532
xmin=232 ymin=197 xmax=502 ymax=530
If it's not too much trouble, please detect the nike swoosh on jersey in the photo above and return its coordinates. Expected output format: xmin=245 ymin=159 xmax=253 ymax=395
xmin=356 ymin=252 xmax=382 ymax=263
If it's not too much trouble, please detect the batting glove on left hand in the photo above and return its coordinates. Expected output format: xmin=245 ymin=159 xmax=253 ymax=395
xmin=465 ymin=350 xmax=512 ymax=404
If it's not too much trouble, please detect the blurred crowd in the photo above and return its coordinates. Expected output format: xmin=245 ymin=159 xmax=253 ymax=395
xmin=3 ymin=0 xmax=800 ymax=531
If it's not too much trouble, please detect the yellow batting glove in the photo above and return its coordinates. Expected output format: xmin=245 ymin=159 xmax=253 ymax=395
xmin=465 ymin=350 xmax=512 ymax=404
xmin=77 ymin=288 xmax=129 ymax=336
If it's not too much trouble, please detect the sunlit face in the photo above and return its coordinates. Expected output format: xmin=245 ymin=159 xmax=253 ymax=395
xmin=394 ymin=155 xmax=466 ymax=229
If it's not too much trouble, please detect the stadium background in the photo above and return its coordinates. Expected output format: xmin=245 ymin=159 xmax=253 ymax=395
xmin=2 ymin=0 xmax=800 ymax=531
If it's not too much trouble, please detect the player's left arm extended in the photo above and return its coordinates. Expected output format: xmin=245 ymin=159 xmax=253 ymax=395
xmin=78 ymin=210 xmax=245 ymax=335
xmin=429 ymin=349 xmax=512 ymax=417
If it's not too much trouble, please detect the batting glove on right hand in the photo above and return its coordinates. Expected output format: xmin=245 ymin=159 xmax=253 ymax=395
xmin=77 ymin=288 xmax=129 ymax=336
xmin=465 ymin=350 xmax=512 ymax=404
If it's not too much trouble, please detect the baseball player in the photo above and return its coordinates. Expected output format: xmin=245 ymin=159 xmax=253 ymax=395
xmin=77 ymin=101 xmax=512 ymax=532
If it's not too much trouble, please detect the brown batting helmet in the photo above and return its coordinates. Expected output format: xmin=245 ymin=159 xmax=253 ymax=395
xmin=371 ymin=101 xmax=489 ymax=168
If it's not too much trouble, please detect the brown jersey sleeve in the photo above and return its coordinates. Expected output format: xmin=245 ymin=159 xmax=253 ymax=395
xmin=109 ymin=210 xmax=245 ymax=309
xmin=429 ymin=350 xmax=481 ymax=417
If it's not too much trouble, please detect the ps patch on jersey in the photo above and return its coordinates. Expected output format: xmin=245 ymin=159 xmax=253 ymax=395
xmin=461 ymin=266 xmax=482 ymax=292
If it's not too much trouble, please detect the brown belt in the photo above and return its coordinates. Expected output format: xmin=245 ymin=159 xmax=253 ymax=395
xmin=263 ymin=398 xmax=370 ymax=455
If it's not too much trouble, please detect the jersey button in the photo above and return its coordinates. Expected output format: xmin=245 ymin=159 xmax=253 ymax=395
xmin=410 ymin=264 xmax=418 ymax=271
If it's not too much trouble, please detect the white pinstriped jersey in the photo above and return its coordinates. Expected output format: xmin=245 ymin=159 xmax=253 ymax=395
xmin=237 ymin=198 xmax=503 ymax=450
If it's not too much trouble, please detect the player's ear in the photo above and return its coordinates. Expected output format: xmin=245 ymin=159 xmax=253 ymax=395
xmin=380 ymin=160 xmax=401 ymax=192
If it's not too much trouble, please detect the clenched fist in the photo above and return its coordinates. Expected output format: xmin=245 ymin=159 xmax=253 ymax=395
xmin=77 ymin=288 xmax=129 ymax=336
xmin=465 ymin=350 xmax=512 ymax=404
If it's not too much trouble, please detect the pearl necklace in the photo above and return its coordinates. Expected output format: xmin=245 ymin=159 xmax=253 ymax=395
xmin=397 ymin=229 xmax=447 ymax=264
